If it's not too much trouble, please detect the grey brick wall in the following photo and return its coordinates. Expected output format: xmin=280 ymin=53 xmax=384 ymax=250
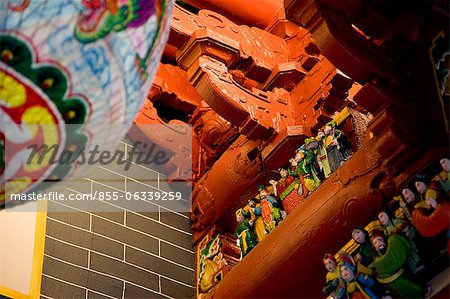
xmin=40 ymin=141 xmax=195 ymax=299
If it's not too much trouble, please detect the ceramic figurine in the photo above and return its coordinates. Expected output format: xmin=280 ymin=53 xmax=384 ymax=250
xmin=269 ymin=168 xmax=302 ymax=213
xmin=245 ymin=198 xmax=267 ymax=242
xmin=414 ymin=172 xmax=442 ymax=209
xmin=394 ymin=194 xmax=411 ymax=221
xmin=402 ymin=188 xmax=418 ymax=205
xmin=412 ymin=163 xmax=450 ymax=253
xmin=316 ymin=129 xmax=332 ymax=178
xmin=199 ymin=259 xmax=221 ymax=293
xmin=235 ymin=209 xmax=258 ymax=257
xmin=338 ymin=253 xmax=378 ymax=299
xmin=370 ymin=231 xmax=427 ymax=298
xmin=412 ymin=200 xmax=450 ymax=254
xmin=304 ymin=137 xmax=325 ymax=181
xmin=323 ymin=121 xmax=352 ymax=173
xmin=435 ymin=158 xmax=450 ymax=194
xmin=351 ymin=227 xmax=374 ymax=271
xmin=377 ymin=211 xmax=407 ymax=236
xmin=400 ymin=188 xmax=419 ymax=221
xmin=322 ymin=253 xmax=342 ymax=299
xmin=252 ymin=186 xmax=285 ymax=233
xmin=290 ymin=148 xmax=320 ymax=195
xmin=378 ymin=211 xmax=421 ymax=274
xmin=289 ymin=151 xmax=307 ymax=196
xmin=198 ymin=235 xmax=227 ymax=294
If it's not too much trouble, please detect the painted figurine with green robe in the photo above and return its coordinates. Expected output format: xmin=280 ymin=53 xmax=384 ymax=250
xmin=351 ymin=226 xmax=374 ymax=274
xmin=235 ymin=208 xmax=258 ymax=257
xmin=289 ymin=148 xmax=320 ymax=195
xmin=370 ymin=231 xmax=427 ymax=298
xmin=377 ymin=211 xmax=421 ymax=274
xmin=304 ymin=137 xmax=325 ymax=181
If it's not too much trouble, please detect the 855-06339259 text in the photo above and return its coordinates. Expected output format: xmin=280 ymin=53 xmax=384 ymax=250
xmin=9 ymin=191 xmax=183 ymax=202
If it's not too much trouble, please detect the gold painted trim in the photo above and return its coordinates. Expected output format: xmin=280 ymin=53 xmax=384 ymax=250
xmin=30 ymin=200 xmax=47 ymax=297
xmin=334 ymin=106 xmax=351 ymax=126
xmin=0 ymin=286 xmax=30 ymax=299
xmin=376 ymin=268 xmax=405 ymax=284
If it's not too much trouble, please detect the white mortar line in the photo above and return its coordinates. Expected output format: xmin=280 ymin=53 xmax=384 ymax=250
xmin=42 ymin=273 xmax=116 ymax=299
xmin=47 ymin=215 xmax=194 ymax=254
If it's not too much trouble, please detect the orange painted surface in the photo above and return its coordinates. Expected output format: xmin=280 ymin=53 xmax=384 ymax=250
xmin=133 ymin=1 xmax=449 ymax=297
xmin=184 ymin=0 xmax=284 ymax=28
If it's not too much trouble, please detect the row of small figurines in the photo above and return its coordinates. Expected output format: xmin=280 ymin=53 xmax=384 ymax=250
xmin=274 ymin=120 xmax=353 ymax=201
xmin=322 ymin=157 xmax=450 ymax=299
xmin=235 ymin=121 xmax=353 ymax=258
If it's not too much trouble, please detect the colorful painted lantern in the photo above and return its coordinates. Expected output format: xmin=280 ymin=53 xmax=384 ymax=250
xmin=1 ymin=0 xmax=173 ymax=206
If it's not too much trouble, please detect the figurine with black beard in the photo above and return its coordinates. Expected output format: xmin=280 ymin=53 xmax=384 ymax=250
xmin=370 ymin=231 xmax=426 ymax=298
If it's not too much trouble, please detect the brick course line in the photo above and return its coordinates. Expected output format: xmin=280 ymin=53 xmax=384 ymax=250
xmin=47 ymin=214 xmax=194 ymax=254
xmin=125 ymin=210 xmax=191 ymax=236
xmin=48 ymin=197 xmax=192 ymax=237
xmin=43 ymin=255 xmax=181 ymax=297
xmin=124 ymin=244 xmax=194 ymax=273
xmin=45 ymin=219 xmax=194 ymax=273
xmin=41 ymin=273 xmax=116 ymax=299
xmin=44 ymin=212 xmax=194 ymax=296
xmin=46 ymin=232 xmax=194 ymax=262
xmin=45 ymin=233 xmax=194 ymax=275
xmin=98 ymin=163 xmax=160 ymax=179
xmin=160 ymin=275 xmax=196 ymax=291
xmin=44 ymin=255 xmax=156 ymax=293
xmin=124 ymin=244 xmax=195 ymax=273
xmin=49 ymin=193 xmax=190 ymax=233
